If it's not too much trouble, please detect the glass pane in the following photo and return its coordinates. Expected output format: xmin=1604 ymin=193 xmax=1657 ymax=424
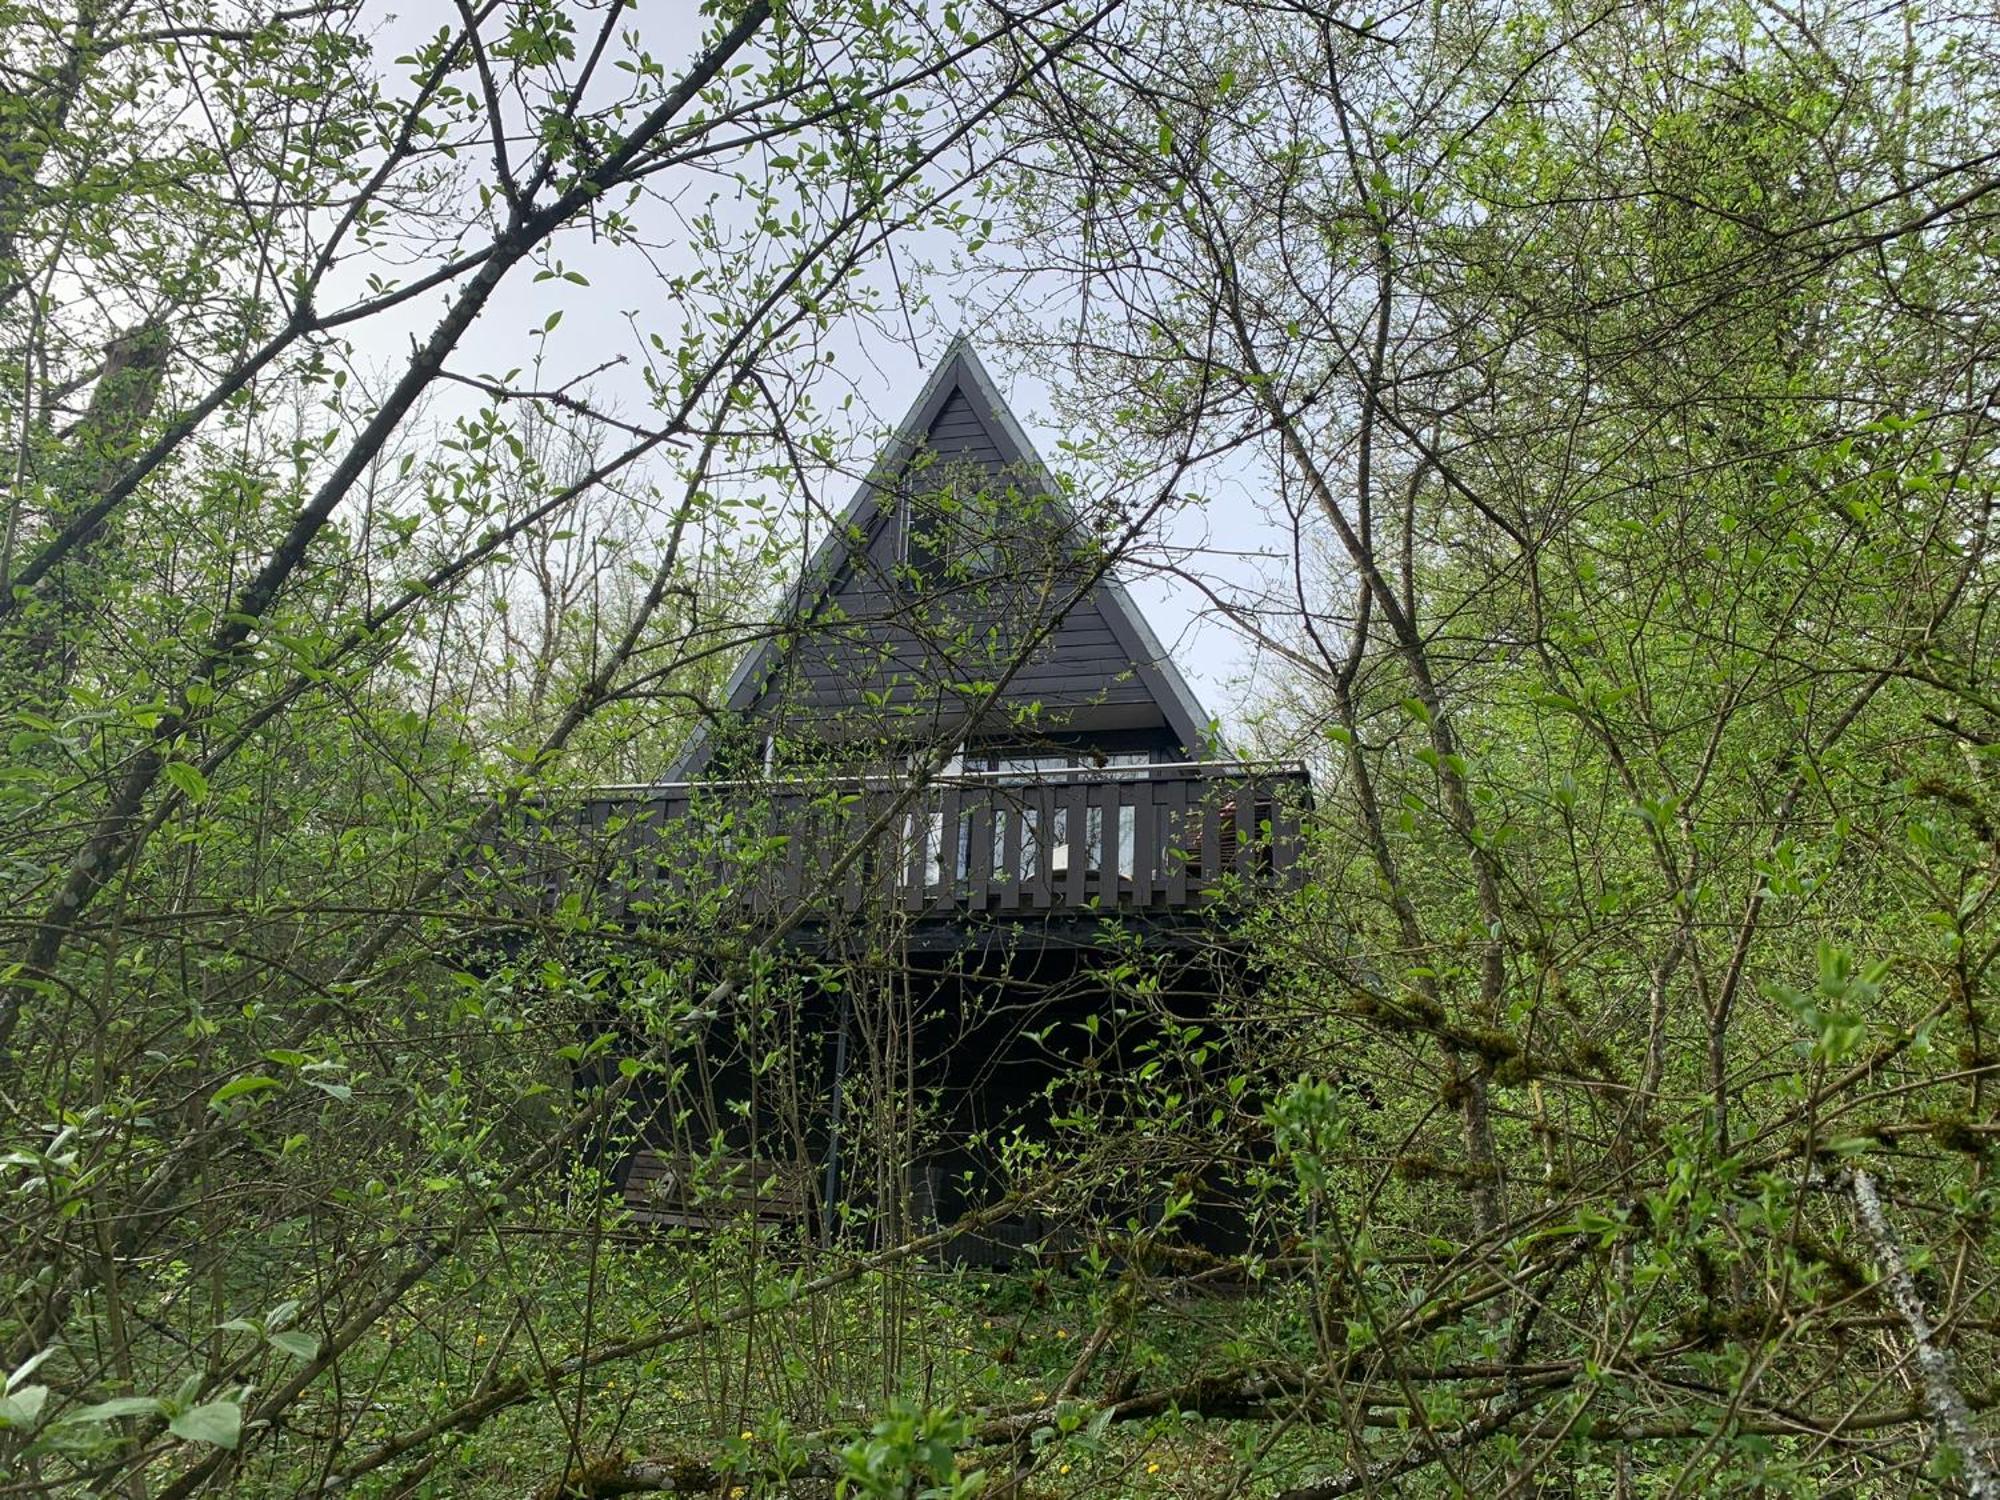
xmin=995 ymin=753 xmax=1069 ymax=780
xmin=900 ymin=809 xmax=922 ymax=888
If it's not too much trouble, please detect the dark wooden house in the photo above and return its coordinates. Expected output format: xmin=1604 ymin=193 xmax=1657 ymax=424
xmin=531 ymin=341 xmax=1310 ymax=1259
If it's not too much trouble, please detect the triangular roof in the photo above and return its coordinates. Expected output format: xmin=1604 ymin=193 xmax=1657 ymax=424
xmin=666 ymin=339 xmax=1212 ymax=779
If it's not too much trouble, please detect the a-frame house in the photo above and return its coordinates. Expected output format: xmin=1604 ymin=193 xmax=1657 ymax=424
xmin=667 ymin=338 xmax=1216 ymax=780
xmin=541 ymin=341 xmax=1310 ymax=1257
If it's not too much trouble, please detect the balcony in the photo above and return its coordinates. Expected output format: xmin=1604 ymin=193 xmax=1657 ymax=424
xmin=504 ymin=761 xmax=1312 ymax=926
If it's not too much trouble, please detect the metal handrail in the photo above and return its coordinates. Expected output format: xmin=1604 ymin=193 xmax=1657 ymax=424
xmin=572 ymin=759 xmax=1310 ymax=798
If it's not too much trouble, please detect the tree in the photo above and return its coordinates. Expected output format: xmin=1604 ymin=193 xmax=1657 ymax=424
xmin=982 ymin=0 xmax=2000 ymax=1489
xmin=0 ymin=1 xmax=1126 ymax=1491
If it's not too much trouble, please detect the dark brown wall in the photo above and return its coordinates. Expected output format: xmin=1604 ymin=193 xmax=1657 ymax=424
xmin=743 ymin=384 xmax=1172 ymax=750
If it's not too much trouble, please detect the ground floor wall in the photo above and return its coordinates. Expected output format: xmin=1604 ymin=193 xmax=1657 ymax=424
xmin=578 ymin=921 xmax=1267 ymax=1266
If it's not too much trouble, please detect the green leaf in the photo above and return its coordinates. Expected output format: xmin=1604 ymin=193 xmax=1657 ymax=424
xmin=0 ymin=1385 xmax=48 ymax=1429
xmin=6 ymin=1349 xmax=53 ymax=1392
xmin=67 ymin=1395 xmax=165 ymax=1423
xmin=164 ymin=761 xmax=210 ymax=804
xmin=209 ymin=1074 xmax=280 ymax=1109
xmin=169 ymin=1400 xmax=242 ymax=1450
xmin=268 ymin=1330 xmax=319 ymax=1362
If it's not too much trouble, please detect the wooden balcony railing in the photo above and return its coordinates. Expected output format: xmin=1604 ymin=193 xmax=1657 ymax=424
xmin=501 ymin=761 xmax=1311 ymax=923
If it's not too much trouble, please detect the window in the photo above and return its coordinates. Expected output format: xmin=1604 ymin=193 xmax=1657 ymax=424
xmin=986 ymin=748 xmax=1150 ymax=882
xmin=899 ymin=463 xmax=1036 ymax=586
xmin=905 ymin=491 xmax=997 ymax=581
xmin=993 ymin=752 xmax=1072 ymax=779
xmin=893 ymin=748 xmax=967 ymax=887
xmin=988 ymin=754 xmax=1064 ymax=880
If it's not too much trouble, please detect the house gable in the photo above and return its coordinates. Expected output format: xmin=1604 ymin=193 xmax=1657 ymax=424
xmin=668 ymin=341 xmax=1213 ymax=777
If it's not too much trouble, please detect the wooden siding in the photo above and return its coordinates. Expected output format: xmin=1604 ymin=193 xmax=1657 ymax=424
xmin=738 ymin=386 xmax=1173 ymax=743
xmin=621 ymin=1149 xmax=811 ymax=1230
xmin=923 ymin=387 xmax=1004 ymax=462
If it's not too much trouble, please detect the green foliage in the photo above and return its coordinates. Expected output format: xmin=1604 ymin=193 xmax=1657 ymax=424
xmin=4 ymin=0 xmax=2000 ymax=1495
xmin=977 ymin=0 xmax=2000 ymax=1490
xmin=838 ymin=1401 xmax=985 ymax=1499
